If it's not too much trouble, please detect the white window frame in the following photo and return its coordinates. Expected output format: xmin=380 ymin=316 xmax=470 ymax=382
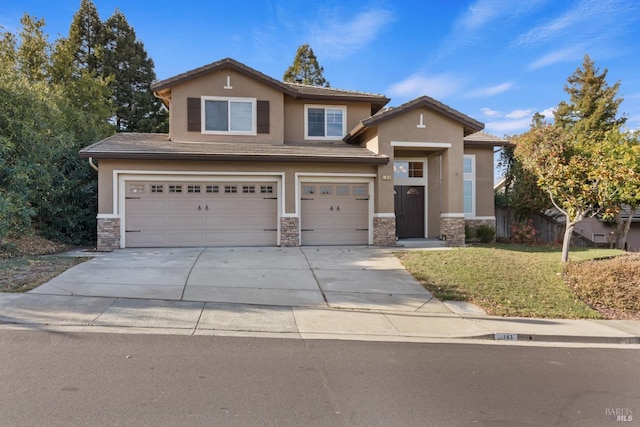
xmin=304 ymin=105 xmax=347 ymax=140
xmin=201 ymin=96 xmax=257 ymax=135
xmin=463 ymin=154 xmax=476 ymax=217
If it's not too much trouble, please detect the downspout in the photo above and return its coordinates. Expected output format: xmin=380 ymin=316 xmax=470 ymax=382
xmin=88 ymin=157 xmax=99 ymax=172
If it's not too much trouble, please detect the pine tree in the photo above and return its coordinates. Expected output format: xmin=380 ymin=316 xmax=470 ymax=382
xmin=67 ymin=0 xmax=104 ymax=74
xmin=102 ymin=10 xmax=167 ymax=132
xmin=283 ymin=44 xmax=329 ymax=87
xmin=15 ymin=14 xmax=49 ymax=82
xmin=554 ymin=55 xmax=626 ymax=139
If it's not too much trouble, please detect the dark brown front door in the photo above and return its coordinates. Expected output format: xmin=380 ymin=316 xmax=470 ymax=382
xmin=394 ymin=186 xmax=425 ymax=239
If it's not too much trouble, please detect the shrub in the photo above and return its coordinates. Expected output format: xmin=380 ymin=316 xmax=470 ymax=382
xmin=464 ymin=224 xmax=471 ymax=240
xmin=511 ymin=219 xmax=538 ymax=244
xmin=476 ymin=225 xmax=496 ymax=243
xmin=565 ymin=254 xmax=640 ymax=313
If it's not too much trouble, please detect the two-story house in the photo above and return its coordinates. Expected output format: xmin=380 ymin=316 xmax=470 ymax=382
xmin=80 ymin=58 xmax=507 ymax=250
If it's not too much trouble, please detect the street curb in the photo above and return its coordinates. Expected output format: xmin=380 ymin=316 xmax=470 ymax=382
xmin=466 ymin=333 xmax=640 ymax=345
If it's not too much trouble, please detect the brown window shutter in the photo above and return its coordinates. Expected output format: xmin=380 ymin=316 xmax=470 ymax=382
xmin=187 ymin=97 xmax=201 ymax=132
xmin=257 ymin=100 xmax=270 ymax=134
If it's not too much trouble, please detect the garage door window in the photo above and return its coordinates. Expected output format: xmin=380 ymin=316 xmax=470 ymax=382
xmin=151 ymin=185 xmax=163 ymax=193
xmin=320 ymin=185 xmax=332 ymax=195
xmin=187 ymin=185 xmax=201 ymax=193
xmin=206 ymin=185 xmax=219 ymax=193
xmin=261 ymin=185 xmax=273 ymax=194
xmin=243 ymin=185 xmax=256 ymax=193
xmin=169 ymin=185 xmax=182 ymax=193
xmin=225 ymin=185 xmax=237 ymax=193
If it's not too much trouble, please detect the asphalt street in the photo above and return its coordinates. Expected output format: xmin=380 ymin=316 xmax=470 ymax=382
xmin=0 ymin=330 xmax=638 ymax=426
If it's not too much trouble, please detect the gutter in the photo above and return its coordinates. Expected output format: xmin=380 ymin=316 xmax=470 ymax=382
xmin=88 ymin=157 xmax=99 ymax=172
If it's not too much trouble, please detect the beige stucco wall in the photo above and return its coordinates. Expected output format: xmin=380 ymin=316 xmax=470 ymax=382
xmin=464 ymin=146 xmax=495 ymax=217
xmin=376 ymin=107 xmax=465 ymax=215
xmin=169 ymin=70 xmax=285 ymax=143
xmin=284 ymin=99 xmax=372 ymax=142
xmin=96 ymin=159 xmax=377 ymax=215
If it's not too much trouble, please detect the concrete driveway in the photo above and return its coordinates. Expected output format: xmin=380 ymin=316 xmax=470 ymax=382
xmin=30 ymin=247 xmax=444 ymax=312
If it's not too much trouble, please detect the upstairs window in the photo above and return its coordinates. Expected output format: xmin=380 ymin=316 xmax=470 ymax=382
xmin=305 ymin=105 xmax=346 ymax=139
xmin=202 ymin=96 xmax=256 ymax=135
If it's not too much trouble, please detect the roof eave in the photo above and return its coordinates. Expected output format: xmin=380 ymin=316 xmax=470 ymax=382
xmin=79 ymin=151 xmax=389 ymax=165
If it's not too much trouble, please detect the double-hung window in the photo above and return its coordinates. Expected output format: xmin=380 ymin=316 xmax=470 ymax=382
xmin=463 ymin=155 xmax=475 ymax=216
xmin=202 ymin=96 xmax=256 ymax=135
xmin=305 ymin=105 xmax=346 ymax=139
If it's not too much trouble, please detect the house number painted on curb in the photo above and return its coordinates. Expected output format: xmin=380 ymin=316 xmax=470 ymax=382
xmin=494 ymin=333 xmax=518 ymax=341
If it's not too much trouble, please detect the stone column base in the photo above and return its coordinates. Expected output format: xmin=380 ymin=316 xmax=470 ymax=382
xmin=280 ymin=216 xmax=300 ymax=247
xmin=440 ymin=216 xmax=465 ymax=246
xmin=373 ymin=216 xmax=396 ymax=246
xmin=97 ymin=217 xmax=120 ymax=251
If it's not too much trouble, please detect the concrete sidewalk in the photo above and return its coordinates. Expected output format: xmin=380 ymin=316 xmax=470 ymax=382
xmin=1 ymin=245 xmax=639 ymax=346
xmin=1 ymin=293 xmax=639 ymax=346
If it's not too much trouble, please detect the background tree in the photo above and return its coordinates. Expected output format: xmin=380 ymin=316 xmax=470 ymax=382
xmin=283 ymin=44 xmax=330 ymax=87
xmin=66 ymin=0 xmax=104 ymax=74
xmin=514 ymin=123 xmax=625 ymax=262
xmin=609 ymin=131 xmax=640 ymax=249
xmin=0 ymin=14 xmax=111 ymax=245
xmin=15 ymin=14 xmax=49 ymax=82
xmin=554 ymin=54 xmax=626 ymax=139
xmin=498 ymin=113 xmax=551 ymax=219
xmin=102 ymin=10 xmax=167 ymax=132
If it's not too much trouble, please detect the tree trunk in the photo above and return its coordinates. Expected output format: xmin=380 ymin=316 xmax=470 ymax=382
xmin=561 ymin=218 xmax=576 ymax=263
xmin=618 ymin=207 xmax=636 ymax=251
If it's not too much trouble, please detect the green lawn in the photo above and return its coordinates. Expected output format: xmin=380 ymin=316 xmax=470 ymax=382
xmin=397 ymin=244 xmax=625 ymax=319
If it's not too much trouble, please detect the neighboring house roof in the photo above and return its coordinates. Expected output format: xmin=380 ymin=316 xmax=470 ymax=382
xmin=464 ymin=131 xmax=510 ymax=147
xmin=79 ymin=133 xmax=389 ymax=165
xmin=344 ymin=96 xmax=485 ymax=141
xmin=151 ymin=58 xmax=389 ymax=112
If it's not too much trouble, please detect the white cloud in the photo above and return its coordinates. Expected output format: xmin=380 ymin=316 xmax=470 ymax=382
xmin=467 ymin=82 xmax=513 ymax=98
xmin=387 ymin=73 xmax=464 ymax=100
xmin=436 ymin=0 xmax=542 ymax=58
xmin=481 ymin=107 xmax=501 ymax=117
xmin=485 ymin=106 xmax=557 ymax=133
xmin=538 ymin=107 xmax=556 ymax=121
xmin=513 ymin=0 xmax=639 ymax=47
xmin=485 ymin=117 xmax=533 ymax=134
xmin=528 ymin=47 xmax=584 ymax=69
xmin=505 ymin=109 xmax=533 ymax=119
xmin=457 ymin=0 xmax=542 ymax=32
xmin=311 ymin=8 xmax=395 ymax=60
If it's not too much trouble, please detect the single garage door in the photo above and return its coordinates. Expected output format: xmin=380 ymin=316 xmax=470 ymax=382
xmin=125 ymin=181 xmax=278 ymax=247
xmin=300 ymin=183 xmax=369 ymax=245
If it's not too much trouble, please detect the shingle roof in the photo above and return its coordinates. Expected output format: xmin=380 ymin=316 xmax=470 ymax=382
xmin=79 ymin=133 xmax=389 ymax=165
xmin=151 ymin=58 xmax=389 ymax=110
xmin=464 ymin=131 xmax=510 ymax=147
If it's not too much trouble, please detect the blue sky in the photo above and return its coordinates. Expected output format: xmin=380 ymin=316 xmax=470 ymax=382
xmin=2 ymin=0 xmax=640 ymax=136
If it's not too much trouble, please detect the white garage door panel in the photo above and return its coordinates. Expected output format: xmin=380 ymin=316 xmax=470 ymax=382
xmin=166 ymin=216 xmax=204 ymax=228
xmin=124 ymin=180 xmax=278 ymax=247
xmin=301 ymin=183 xmax=369 ymax=246
xmin=127 ymin=215 xmax=166 ymax=228
xmin=128 ymin=200 xmax=166 ymax=213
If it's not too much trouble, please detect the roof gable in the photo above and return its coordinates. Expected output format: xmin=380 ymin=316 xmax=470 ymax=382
xmin=150 ymin=58 xmax=294 ymax=95
xmin=151 ymin=58 xmax=389 ymax=111
xmin=359 ymin=95 xmax=484 ymax=136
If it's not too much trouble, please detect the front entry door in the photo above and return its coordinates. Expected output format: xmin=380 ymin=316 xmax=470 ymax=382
xmin=394 ymin=186 xmax=425 ymax=239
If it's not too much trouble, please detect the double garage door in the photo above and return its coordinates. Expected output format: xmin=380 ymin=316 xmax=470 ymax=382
xmin=125 ymin=180 xmax=278 ymax=247
xmin=123 ymin=179 xmax=370 ymax=247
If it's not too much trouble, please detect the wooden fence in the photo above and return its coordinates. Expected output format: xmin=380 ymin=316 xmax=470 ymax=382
xmin=495 ymin=207 xmax=593 ymax=247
